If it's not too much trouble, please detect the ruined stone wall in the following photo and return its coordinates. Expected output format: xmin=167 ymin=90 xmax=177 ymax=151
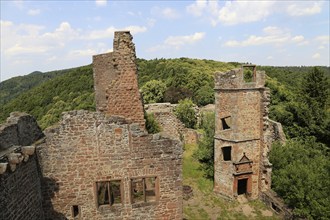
xmin=214 ymin=66 xmax=269 ymax=200
xmin=0 ymin=113 xmax=44 ymax=220
xmin=38 ymin=110 xmax=182 ymax=220
xmin=0 ymin=112 xmax=44 ymax=150
xmin=93 ymin=31 xmax=145 ymax=129
xmin=145 ymin=103 xmax=199 ymax=145
xmin=0 ymin=152 xmax=44 ymax=220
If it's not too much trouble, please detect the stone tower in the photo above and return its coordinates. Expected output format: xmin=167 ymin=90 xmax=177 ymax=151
xmin=214 ymin=65 xmax=271 ymax=199
xmin=93 ymin=31 xmax=145 ymax=129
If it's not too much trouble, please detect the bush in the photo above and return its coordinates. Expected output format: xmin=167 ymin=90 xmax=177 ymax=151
xmin=270 ymin=138 xmax=330 ymax=219
xmin=174 ymin=99 xmax=197 ymax=129
xmin=145 ymin=113 xmax=161 ymax=134
xmin=194 ymin=112 xmax=215 ymax=179
xmin=141 ymin=80 xmax=167 ymax=104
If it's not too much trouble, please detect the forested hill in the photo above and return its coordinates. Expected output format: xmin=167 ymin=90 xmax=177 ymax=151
xmin=0 ymin=67 xmax=80 ymax=104
xmin=1 ymin=58 xmax=329 ymax=219
xmin=0 ymin=58 xmax=329 ymax=131
xmin=0 ymin=58 xmax=238 ymax=128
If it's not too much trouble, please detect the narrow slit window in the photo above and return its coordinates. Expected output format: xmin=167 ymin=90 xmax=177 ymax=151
xmin=96 ymin=180 xmax=122 ymax=207
xmin=222 ymin=146 xmax=231 ymax=161
xmin=72 ymin=205 xmax=80 ymax=218
xmin=221 ymin=116 xmax=231 ymax=130
xmin=131 ymin=177 xmax=157 ymax=203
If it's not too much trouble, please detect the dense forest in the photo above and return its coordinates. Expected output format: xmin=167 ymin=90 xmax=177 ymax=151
xmin=0 ymin=58 xmax=329 ymax=219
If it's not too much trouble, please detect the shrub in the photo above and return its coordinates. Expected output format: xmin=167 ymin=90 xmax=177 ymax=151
xmin=174 ymin=98 xmax=197 ymax=129
xmin=145 ymin=113 xmax=161 ymax=134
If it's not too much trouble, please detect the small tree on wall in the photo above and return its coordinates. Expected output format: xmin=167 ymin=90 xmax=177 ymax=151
xmin=174 ymin=98 xmax=197 ymax=129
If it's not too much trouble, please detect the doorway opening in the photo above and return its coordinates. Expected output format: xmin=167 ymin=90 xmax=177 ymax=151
xmin=237 ymin=178 xmax=248 ymax=195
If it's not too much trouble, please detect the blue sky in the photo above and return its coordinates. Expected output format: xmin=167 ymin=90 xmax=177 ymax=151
xmin=1 ymin=0 xmax=329 ymax=81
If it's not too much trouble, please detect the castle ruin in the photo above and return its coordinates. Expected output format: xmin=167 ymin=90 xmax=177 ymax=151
xmin=0 ymin=31 xmax=290 ymax=220
xmin=213 ymin=65 xmax=284 ymax=200
xmin=0 ymin=31 xmax=183 ymax=220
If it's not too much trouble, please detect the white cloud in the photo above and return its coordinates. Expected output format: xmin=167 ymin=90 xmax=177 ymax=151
xmin=151 ymin=7 xmax=180 ymax=20
xmin=85 ymin=25 xmax=146 ymax=40
xmin=218 ymin=1 xmax=274 ymax=26
xmin=286 ymin=2 xmax=322 ymax=16
xmin=162 ymin=7 xmax=180 ymax=19
xmin=291 ymin=35 xmax=309 ymax=45
xmin=315 ymin=35 xmax=330 ymax=45
xmin=68 ymin=49 xmax=99 ymax=57
xmin=291 ymin=35 xmax=304 ymax=43
xmin=27 ymin=9 xmax=41 ymax=16
xmin=312 ymin=53 xmax=321 ymax=59
xmin=187 ymin=0 xmax=275 ymax=26
xmin=186 ymin=0 xmax=207 ymax=16
xmin=1 ymin=20 xmax=83 ymax=58
xmin=165 ymin=32 xmax=205 ymax=47
xmin=267 ymin=56 xmax=273 ymax=60
xmin=224 ymin=26 xmax=291 ymax=47
xmin=95 ymin=0 xmax=107 ymax=7
xmin=148 ymin=32 xmax=205 ymax=52
xmin=186 ymin=1 xmax=324 ymax=26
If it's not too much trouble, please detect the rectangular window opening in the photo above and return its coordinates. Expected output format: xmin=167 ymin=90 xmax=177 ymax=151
xmin=221 ymin=116 xmax=231 ymax=130
xmin=72 ymin=205 xmax=80 ymax=218
xmin=96 ymin=180 xmax=122 ymax=207
xmin=131 ymin=177 xmax=157 ymax=203
xmin=237 ymin=178 xmax=248 ymax=195
xmin=222 ymin=146 xmax=232 ymax=161
xmin=243 ymin=65 xmax=256 ymax=83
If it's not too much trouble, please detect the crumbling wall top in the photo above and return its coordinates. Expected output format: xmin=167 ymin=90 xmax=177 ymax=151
xmin=0 ymin=112 xmax=44 ymax=151
xmin=93 ymin=31 xmax=145 ymax=129
xmin=215 ymin=65 xmax=266 ymax=90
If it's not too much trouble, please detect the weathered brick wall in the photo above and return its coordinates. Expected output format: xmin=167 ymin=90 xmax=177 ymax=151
xmin=93 ymin=31 xmax=145 ymax=129
xmin=214 ymin=66 xmax=268 ymax=200
xmin=145 ymin=103 xmax=199 ymax=145
xmin=38 ymin=110 xmax=182 ymax=220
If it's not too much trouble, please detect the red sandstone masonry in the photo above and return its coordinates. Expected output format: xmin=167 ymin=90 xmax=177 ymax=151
xmin=214 ymin=66 xmax=271 ymax=200
xmin=39 ymin=110 xmax=182 ymax=220
xmin=93 ymin=31 xmax=145 ymax=129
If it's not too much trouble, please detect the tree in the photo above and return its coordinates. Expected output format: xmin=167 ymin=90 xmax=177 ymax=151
xmin=140 ymin=80 xmax=167 ymax=104
xmin=301 ymin=67 xmax=329 ymax=110
xmin=193 ymin=85 xmax=214 ymax=106
xmin=194 ymin=112 xmax=215 ymax=178
xmin=300 ymin=67 xmax=330 ymax=144
xmin=174 ymin=98 xmax=197 ymax=129
xmin=270 ymin=138 xmax=330 ymax=219
xmin=163 ymin=86 xmax=193 ymax=104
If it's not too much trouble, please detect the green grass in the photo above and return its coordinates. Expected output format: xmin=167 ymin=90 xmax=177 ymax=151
xmin=183 ymin=143 xmax=280 ymax=220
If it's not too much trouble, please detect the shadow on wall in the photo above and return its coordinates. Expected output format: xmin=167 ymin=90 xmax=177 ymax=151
xmin=42 ymin=177 xmax=68 ymax=220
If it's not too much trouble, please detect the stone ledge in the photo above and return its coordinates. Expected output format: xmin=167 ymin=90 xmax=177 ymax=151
xmin=0 ymin=145 xmax=36 ymax=174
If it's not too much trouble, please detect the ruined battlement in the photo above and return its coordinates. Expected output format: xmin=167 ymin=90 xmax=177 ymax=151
xmin=93 ymin=31 xmax=145 ymax=129
xmin=215 ymin=65 xmax=266 ymax=90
